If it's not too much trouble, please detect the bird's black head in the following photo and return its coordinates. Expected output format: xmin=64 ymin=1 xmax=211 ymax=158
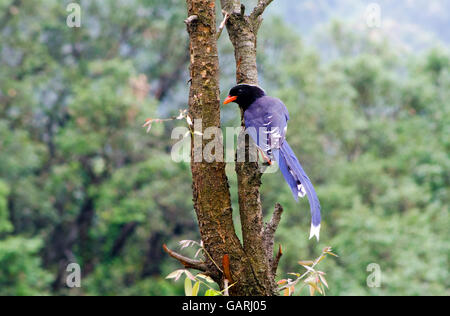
xmin=223 ymin=84 xmax=266 ymax=111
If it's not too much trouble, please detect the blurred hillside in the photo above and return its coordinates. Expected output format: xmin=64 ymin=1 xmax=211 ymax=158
xmin=263 ymin=0 xmax=450 ymax=49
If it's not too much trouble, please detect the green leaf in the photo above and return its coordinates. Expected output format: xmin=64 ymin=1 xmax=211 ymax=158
xmin=185 ymin=277 xmax=193 ymax=296
xmin=205 ymin=289 xmax=221 ymax=296
xmin=192 ymin=281 xmax=200 ymax=296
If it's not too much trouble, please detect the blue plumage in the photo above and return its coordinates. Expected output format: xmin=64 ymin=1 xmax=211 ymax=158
xmin=224 ymin=84 xmax=322 ymax=241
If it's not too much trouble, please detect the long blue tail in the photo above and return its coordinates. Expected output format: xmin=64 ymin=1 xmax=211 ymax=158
xmin=273 ymin=141 xmax=321 ymax=241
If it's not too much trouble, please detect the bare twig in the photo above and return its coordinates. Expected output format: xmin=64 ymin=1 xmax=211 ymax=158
xmin=217 ymin=11 xmax=230 ymax=39
xmin=163 ymin=244 xmax=208 ymax=272
xmin=142 ymin=109 xmax=188 ymax=133
xmin=278 ymin=247 xmax=338 ymax=292
xmin=240 ymin=3 xmax=246 ymax=16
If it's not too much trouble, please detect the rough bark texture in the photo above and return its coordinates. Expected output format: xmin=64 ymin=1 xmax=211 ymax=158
xmin=185 ymin=0 xmax=241 ymax=282
xmin=174 ymin=0 xmax=278 ymax=296
xmin=220 ymin=0 xmax=277 ymax=292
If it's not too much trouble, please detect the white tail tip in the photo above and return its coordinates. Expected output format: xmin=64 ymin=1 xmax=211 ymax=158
xmin=309 ymin=224 xmax=321 ymax=241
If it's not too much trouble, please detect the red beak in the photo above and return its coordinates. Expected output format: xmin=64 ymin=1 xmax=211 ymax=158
xmin=223 ymin=95 xmax=237 ymax=105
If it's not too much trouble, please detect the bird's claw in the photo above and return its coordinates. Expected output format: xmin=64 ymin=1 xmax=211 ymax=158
xmin=257 ymin=147 xmax=273 ymax=166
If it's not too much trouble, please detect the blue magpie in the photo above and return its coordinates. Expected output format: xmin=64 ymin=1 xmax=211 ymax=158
xmin=224 ymin=84 xmax=321 ymax=241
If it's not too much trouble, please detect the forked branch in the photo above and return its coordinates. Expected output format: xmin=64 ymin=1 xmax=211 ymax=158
xmin=264 ymin=203 xmax=283 ymax=251
xmin=264 ymin=203 xmax=284 ymax=275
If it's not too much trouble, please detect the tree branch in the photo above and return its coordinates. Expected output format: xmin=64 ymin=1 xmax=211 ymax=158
xmin=163 ymin=244 xmax=208 ymax=272
xmin=110 ymin=222 xmax=138 ymax=257
xmin=153 ymin=44 xmax=189 ymax=101
xmin=173 ymin=0 xmax=277 ymax=295
xmin=184 ymin=15 xmax=198 ymax=25
xmin=219 ymin=0 xmax=276 ymax=295
xmin=272 ymin=244 xmax=283 ymax=276
xmin=220 ymin=0 xmax=241 ymax=14
xmin=182 ymin=0 xmax=255 ymax=294
xmin=265 ymin=203 xmax=283 ymax=239
xmin=250 ymin=0 xmax=273 ymax=21
xmin=264 ymin=203 xmax=283 ymax=258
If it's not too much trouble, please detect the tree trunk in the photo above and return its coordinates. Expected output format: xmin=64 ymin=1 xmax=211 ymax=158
xmin=220 ymin=0 xmax=275 ymax=291
xmin=168 ymin=0 xmax=279 ymax=296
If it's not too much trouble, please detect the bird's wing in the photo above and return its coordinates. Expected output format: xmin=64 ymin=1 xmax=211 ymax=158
xmin=244 ymin=96 xmax=288 ymax=153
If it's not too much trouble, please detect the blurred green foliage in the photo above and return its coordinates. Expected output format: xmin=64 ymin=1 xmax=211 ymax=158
xmin=257 ymin=18 xmax=450 ymax=296
xmin=0 ymin=0 xmax=448 ymax=296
